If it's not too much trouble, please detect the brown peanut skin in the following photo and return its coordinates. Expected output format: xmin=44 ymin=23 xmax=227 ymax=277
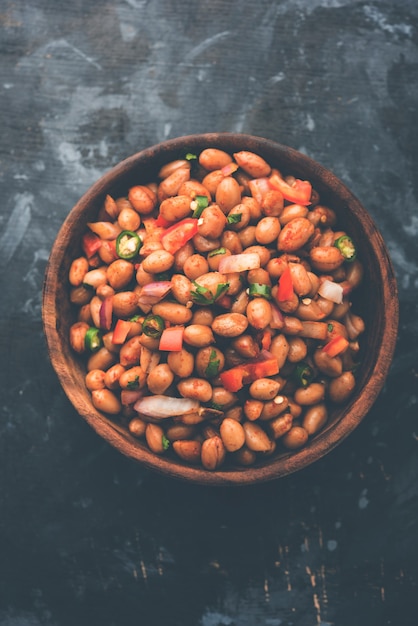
xmin=201 ymin=436 xmax=226 ymax=470
xmin=278 ymin=217 xmax=315 ymax=252
xmin=172 ymin=440 xmax=202 ymax=464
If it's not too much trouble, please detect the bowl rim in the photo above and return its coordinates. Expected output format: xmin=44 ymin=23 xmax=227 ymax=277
xmin=42 ymin=132 xmax=399 ymax=485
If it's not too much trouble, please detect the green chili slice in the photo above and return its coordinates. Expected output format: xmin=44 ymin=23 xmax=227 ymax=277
xmin=84 ymin=327 xmax=103 ymax=352
xmin=142 ymin=314 xmax=165 ymax=339
xmin=191 ymin=195 xmax=209 ymax=218
xmin=248 ymin=283 xmax=272 ymax=299
xmin=334 ymin=235 xmax=356 ymax=262
xmin=293 ymin=362 xmax=315 ymax=388
xmin=116 ymin=230 xmax=142 ymax=260
xmin=191 ymin=281 xmax=229 ymax=305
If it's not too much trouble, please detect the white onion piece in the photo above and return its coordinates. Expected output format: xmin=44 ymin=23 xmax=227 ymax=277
xmin=134 ymin=395 xmax=200 ymax=419
xmin=137 ymin=281 xmax=172 ymax=312
xmin=318 ymin=279 xmax=343 ymax=304
xmin=218 ymin=252 xmax=260 ymax=274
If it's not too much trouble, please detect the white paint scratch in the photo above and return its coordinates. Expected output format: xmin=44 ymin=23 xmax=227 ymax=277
xmin=45 ymin=38 xmax=102 ymax=70
xmin=0 ymin=193 xmax=33 ymax=267
xmin=184 ymin=31 xmax=231 ymax=63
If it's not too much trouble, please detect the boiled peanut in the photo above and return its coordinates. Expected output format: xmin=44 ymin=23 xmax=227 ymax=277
xmin=145 ymin=423 xmax=167 ymax=455
xmin=128 ymin=417 xmax=146 ymax=438
xmin=282 ymin=426 xmax=309 ymax=449
xmin=85 ymin=369 xmax=106 ymax=391
xmin=201 ymin=436 xmax=226 ymax=470
xmin=328 ymin=371 xmax=356 ymax=403
xmin=183 ymin=254 xmax=209 ymax=280
xmin=220 ymin=418 xmax=246 ymax=452
xmin=69 ymin=257 xmax=89 ymax=286
xmin=87 ymin=347 xmax=116 ymax=372
xmin=259 ymin=396 xmax=289 ymax=420
xmin=211 ymin=387 xmax=238 ymax=409
xmin=309 ymin=246 xmax=345 ymax=272
xmin=246 ymin=297 xmax=272 ymax=330
xmin=227 ymin=203 xmax=251 ymax=230
xmin=128 ymin=185 xmax=157 ymax=214
xmin=159 ymin=194 xmax=192 ymax=222
xmin=104 ymin=363 xmax=125 ymax=390
xmin=157 ymin=166 xmax=190 ymax=200
xmin=107 ymin=259 xmax=134 ymax=290
xmin=286 ymin=337 xmax=308 ymax=363
xmin=302 ymin=403 xmax=328 ymax=435
xmin=211 ymin=313 xmax=248 ymax=337
xmin=215 ymin=176 xmax=242 ymax=213
xmin=166 ymin=274 xmax=191 ymax=306
xmin=177 ymin=377 xmax=213 ymax=403
xmin=249 ymin=378 xmax=282 ymax=401
xmin=141 ymin=249 xmax=175 ymax=274
xmin=112 ymin=291 xmax=138 ymax=318
xmin=91 ymin=388 xmax=122 ymax=415
xmin=233 ymin=151 xmax=271 ymax=178
xmin=183 ymin=324 xmax=215 ymax=348
xmin=119 ymin=366 xmax=147 ymax=390
xmin=294 ymin=382 xmax=326 ymax=405
xmin=119 ymin=336 xmax=142 ymax=367
xmin=146 ymin=363 xmax=175 ymax=395
xmin=199 ymin=148 xmax=233 ymax=171
xmin=117 ymin=207 xmax=141 ymax=231
xmin=255 ymin=216 xmax=281 ymax=244
xmin=167 ymin=348 xmax=195 ymax=378
xmin=179 ymin=180 xmax=211 ymax=203
xmin=289 ymin=263 xmax=312 ymax=296
xmin=69 ymin=321 xmax=89 ymax=353
xmin=268 ymin=412 xmax=293 ymax=439
xmin=278 ymin=217 xmax=315 ymax=252
xmin=243 ymin=422 xmax=273 ymax=452
xmin=152 ymin=302 xmax=193 ymax=324
xmin=198 ymin=205 xmax=227 ymax=239
xmin=270 ymin=334 xmax=289 ymax=368
xmin=279 ymin=204 xmax=309 ymax=225
xmin=172 ymin=439 xmax=202 ymax=464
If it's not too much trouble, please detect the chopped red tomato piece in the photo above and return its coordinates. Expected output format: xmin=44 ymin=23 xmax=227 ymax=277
xmin=276 ymin=266 xmax=294 ymax=301
xmin=248 ymin=177 xmax=271 ymax=205
xmin=221 ymin=162 xmax=239 ymax=176
xmin=220 ymin=352 xmax=279 ymax=392
xmin=159 ymin=326 xmax=184 ymax=351
xmin=269 ymin=173 xmax=312 ymax=205
xmin=82 ymin=232 xmax=102 ymax=258
xmin=155 ymin=213 xmax=174 ymax=228
xmin=112 ymin=319 xmax=132 ymax=344
xmin=322 ymin=334 xmax=349 ymax=357
xmin=160 ymin=218 xmax=199 ymax=254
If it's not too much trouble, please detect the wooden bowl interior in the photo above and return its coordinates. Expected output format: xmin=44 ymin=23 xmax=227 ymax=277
xmin=42 ymin=133 xmax=399 ymax=485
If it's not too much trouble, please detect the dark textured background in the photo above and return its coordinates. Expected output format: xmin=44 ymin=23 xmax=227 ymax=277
xmin=1 ymin=1 xmax=417 ymax=625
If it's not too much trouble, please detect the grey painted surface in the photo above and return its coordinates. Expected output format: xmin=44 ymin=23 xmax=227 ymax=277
xmin=0 ymin=1 xmax=417 ymax=624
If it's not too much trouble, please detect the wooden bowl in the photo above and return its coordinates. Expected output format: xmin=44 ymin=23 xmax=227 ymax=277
xmin=42 ymin=133 xmax=399 ymax=485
